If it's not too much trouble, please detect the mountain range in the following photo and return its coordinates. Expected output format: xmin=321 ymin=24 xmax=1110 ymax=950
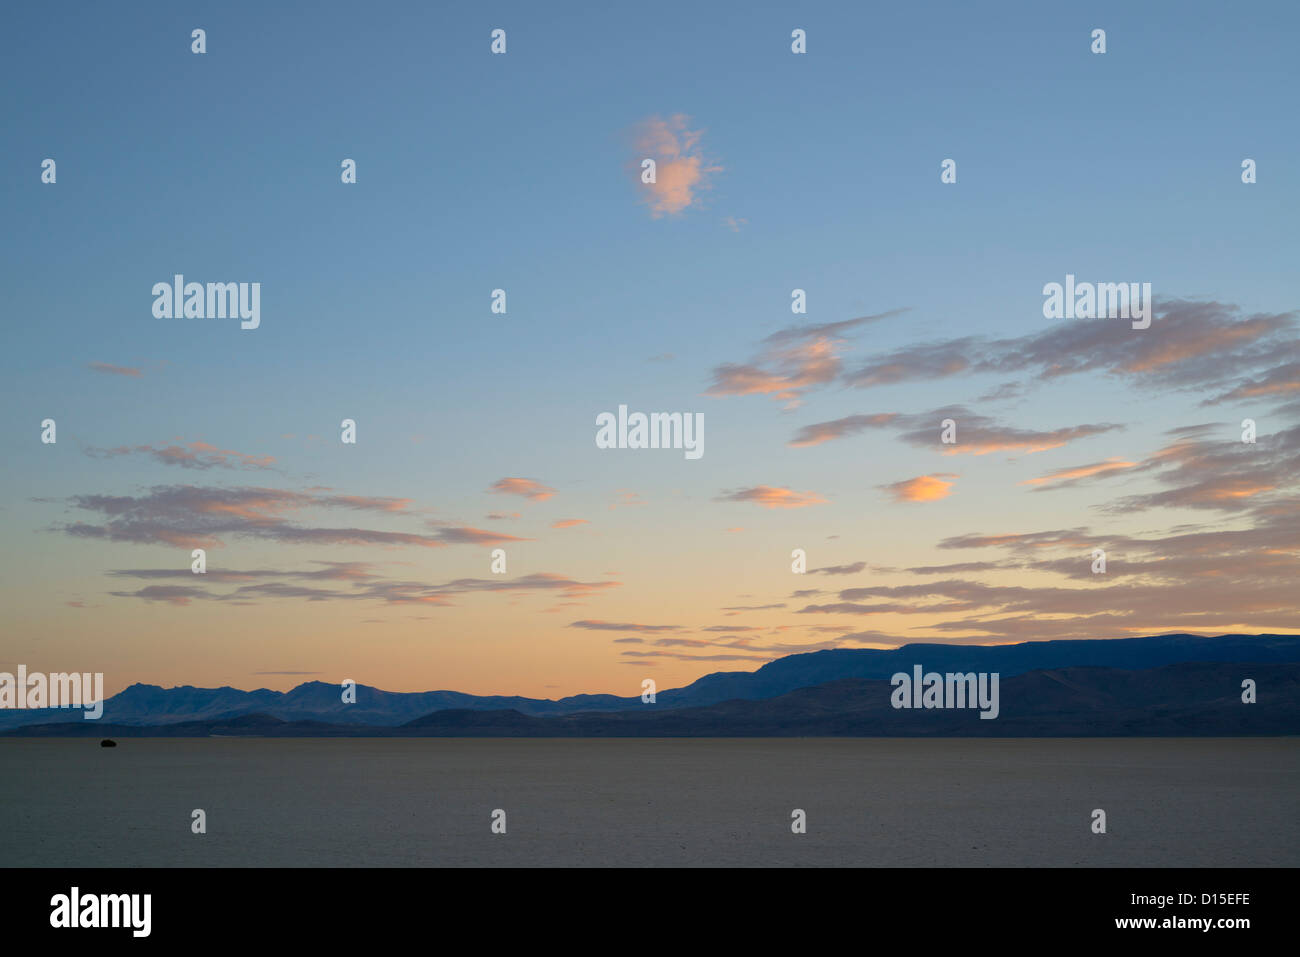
xmin=3 ymin=633 xmax=1298 ymax=736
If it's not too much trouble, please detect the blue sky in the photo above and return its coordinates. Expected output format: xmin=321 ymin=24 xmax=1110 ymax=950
xmin=2 ymin=1 xmax=1298 ymax=695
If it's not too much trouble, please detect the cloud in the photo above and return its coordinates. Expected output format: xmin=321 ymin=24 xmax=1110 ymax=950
xmin=718 ymin=485 xmax=828 ymax=509
xmin=630 ymin=114 xmax=722 ymax=217
xmin=828 ymin=496 xmax=1300 ymax=637
xmin=569 ymin=619 xmax=681 ymax=633
xmin=109 ymin=569 xmax=621 ymax=607
xmin=59 ymin=485 xmax=471 ymax=550
xmin=551 ymin=518 xmax=589 ymax=529
xmin=706 ymin=311 xmax=902 ymax=409
xmin=88 ymin=361 xmax=143 ymax=377
xmin=1102 ymin=424 xmax=1300 ymax=514
xmin=809 ymin=562 xmax=868 ymax=575
xmin=789 ymin=406 xmax=1122 ymax=455
xmin=902 ymin=409 xmax=1122 ymax=456
xmin=427 ymin=524 xmax=531 ymax=546
xmin=788 ymin=414 xmax=898 ymax=448
xmin=109 ymin=561 xmax=378 ymax=584
xmin=619 ymin=651 xmax=768 ymax=663
xmin=109 ymin=585 xmax=210 ymax=605
xmin=881 ymin=474 xmax=956 ymax=502
xmin=316 ymin=494 xmax=412 ymax=512
xmin=609 ymin=490 xmax=646 ymax=509
xmin=843 ymin=300 xmax=1298 ymax=395
xmin=489 ymin=477 xmax=555 ymax=501
xmin=1020 ymin=457 xmax=1138 ymax=489
xmin=617 ymin=631 xmax=891 ymax=665
xmin=86 ymin=440 xmax=275 ymax=471
xmin=938 ymin=528 xmax=1092 ymax=551
xmin=1201 ymin=360 xmax=1300 ymax=406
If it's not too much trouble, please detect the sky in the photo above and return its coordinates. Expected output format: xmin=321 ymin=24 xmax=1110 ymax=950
xmin=2 ymin=1 xmax=1298 ymax=699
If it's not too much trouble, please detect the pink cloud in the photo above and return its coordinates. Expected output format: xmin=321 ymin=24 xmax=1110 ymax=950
xmin=490 ymin=477 xmax=555 ymax=501
xmin=631 ymin=114 xmax=722 ymax=217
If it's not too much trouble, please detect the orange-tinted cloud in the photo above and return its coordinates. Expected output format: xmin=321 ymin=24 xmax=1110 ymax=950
xmin=719 ymin=485 xmax=828 ymax=509
xmin=882 ymin=474 xmax=956 ymax=502
xmin=631 ymin=114 xmax=721 ymax=217
xmin=428 ymin=525 xmax=531 ymax=546
xmin=707 ymin=313 xmax=899 ymax=409
xmin=1020 ymin=457 xmax=1137 ymax=489
xmin=551 ymin=518 xmax=589 ymax=529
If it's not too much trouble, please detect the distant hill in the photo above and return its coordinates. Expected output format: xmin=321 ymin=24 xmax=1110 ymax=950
xmin=2 ymin=632 xmax=1297 ymax=730
xmin=7 ymin=660 xmax=1296 ymax=737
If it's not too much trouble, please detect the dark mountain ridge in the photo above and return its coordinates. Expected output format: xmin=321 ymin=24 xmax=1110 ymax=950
xmin=2 ymin=632 xmax=1296 ymax=729
xmin=7 ymin=660 xmax=1295 ymax=738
